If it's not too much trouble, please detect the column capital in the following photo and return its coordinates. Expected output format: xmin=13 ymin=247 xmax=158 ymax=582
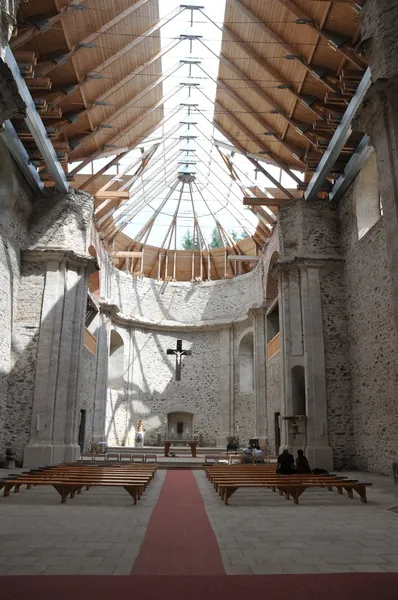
xmin=272 ymin=256 xmax=344 ymax=278
xmin=22 ymin=248 xmax=98 ymax=273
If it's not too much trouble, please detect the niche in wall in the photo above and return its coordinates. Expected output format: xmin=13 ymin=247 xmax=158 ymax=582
xmin=267 ymin=303 xmax=280 ymax=343
xmin=108 ymin=330 xmax=124 ymax=390
xmin=291 ymin=365 xmax=306 ymax=416
xmin=354 ymin=151 xmax=381 ymax=240
xmin=239 ymin=332 xmax=254 ymax=393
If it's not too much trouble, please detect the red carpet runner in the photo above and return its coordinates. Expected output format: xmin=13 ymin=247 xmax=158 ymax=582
xmin=132 ymin=470 xmax=225 ymax=575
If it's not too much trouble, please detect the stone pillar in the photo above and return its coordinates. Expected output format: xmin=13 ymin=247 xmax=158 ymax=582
xmin=277 ymin=260 xmax=333 ymax=469
xmin=354 ymin=0 xmax=398 ymax=345
xmin=253 ymin=308 xmax=267 ymax=444
xmin=23 ymin=251 xmax=95 ymax=467
xmin=92 ymin=305 xmax=112 ymax=444
xmin=299 ymin=262 xmax=333 ymax=470
xmin=218 ymin=326 xmax=233 ymax=446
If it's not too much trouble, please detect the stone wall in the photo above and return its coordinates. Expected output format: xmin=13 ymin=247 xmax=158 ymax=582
xmin=339 ymin=185 xmax=398 ymax=474
xmin=105 ymin=325 xmax=222 ymax=447
xmin=265 ymin=352 xmax=281 ymax=455
xmin=78 ymin=346 xmax=97 ymax=453
xmin=0 ymin=140 xmax=33 ymax=460
xmin=319 ymin=263 xmax=354 ymax=469
xmin=109 ymin=264 xmax=263 ymax=325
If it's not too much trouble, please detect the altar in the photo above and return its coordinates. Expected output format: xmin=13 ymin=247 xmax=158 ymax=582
xmin=164 ymin=440 xmax=197 ymax=458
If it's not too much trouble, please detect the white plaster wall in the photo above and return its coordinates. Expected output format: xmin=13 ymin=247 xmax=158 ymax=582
xmin=108 ymin=263 xmax=264 ymax=326
xmin=105 ymin=326 xmax=222 ymax=447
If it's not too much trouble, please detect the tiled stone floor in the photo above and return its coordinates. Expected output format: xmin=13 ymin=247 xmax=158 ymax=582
xmin=0 ymin=468 xmax=398 ymax=575
xmin=0 ymin=469 xmax=165 ymax=575
xmin=194 ymin=470 xmax=398 ymax=575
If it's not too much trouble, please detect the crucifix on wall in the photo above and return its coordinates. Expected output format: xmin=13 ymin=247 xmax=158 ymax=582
xmin=166 ymin=339 xmax=192 ymax=381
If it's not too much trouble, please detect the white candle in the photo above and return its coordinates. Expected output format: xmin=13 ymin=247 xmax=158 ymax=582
xmin=187 ymin=429 xmax=189 ymax=435
xmin=172 ymin=428 xmax=174 ymax=434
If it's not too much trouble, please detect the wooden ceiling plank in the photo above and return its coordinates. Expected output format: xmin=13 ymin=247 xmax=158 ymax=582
xmin=68 ymin=63 xmax=183 ymax=156
xmin=11 ymin=0 xmax=87 ymax=49
xmin=210 ymin=94 xmax=300 ymax=189
xmin=225 ymin=0 xmax=339 ymax=91
xmin=198 ymin=28 xmax=324 ymax=122
xmin=276 ymin=0 xmax=366 ymax=70
xmin=198 ymin=63 xmax=305 ymax=169
xmin=57 ymin=38 xmax=182 ymax=137
xmin=37 ymin=0 xmax=153 ymax=76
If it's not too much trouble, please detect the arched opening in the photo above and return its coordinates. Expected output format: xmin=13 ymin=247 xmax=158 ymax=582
xmin=108 ymin=330 xmax=124 ymax=390
xmin=291 ymin=366 xmax=306 ymax=416
xmin=239 ymin=332 xmax=254 ymax=393
xmin=167 ymin=411 xmax=194 ymax=440
xmin=354 ymin=152 xmax=381 ymax=240
xmin=88 ymin=245 xmax=100 ymax=301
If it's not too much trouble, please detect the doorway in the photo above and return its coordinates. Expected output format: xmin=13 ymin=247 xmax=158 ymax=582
xmin=274 ymin=412 xmax=281 ymax=455
xmin=78 ymin=410 xmax=86 ymax=453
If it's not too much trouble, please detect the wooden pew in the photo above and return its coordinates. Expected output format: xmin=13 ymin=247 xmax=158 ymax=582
xmin=2 ymin=464 xmax=157 ymax=504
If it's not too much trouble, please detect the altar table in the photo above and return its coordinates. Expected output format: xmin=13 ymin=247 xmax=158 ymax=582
xmin=164 ymin=441 xmax=197 ymax=458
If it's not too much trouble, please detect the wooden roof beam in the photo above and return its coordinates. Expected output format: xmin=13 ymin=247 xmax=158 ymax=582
xmin=68 ymin=64 xmax=183 ymax=156
xmin=77 ymin=151 xmax=128 ymax=190
xmin=210 ymin=98 xmax=298 ymax=197
xmin=11 ymin=0 xmax=87 ymax=49
xmin=199 ymin=12 xmax=331 ymax=113
xmin=224 ymin=0 xmax=341 ymax=91
xmin=36 ymin=0 xmax=153 ymax=76
xmin=197 ymin=38 xmax=321 ymax=138
xmin=198 ymin=63 xmax=305 ymax=169
xmin=276 ymin=0 xmax=367 ymax=70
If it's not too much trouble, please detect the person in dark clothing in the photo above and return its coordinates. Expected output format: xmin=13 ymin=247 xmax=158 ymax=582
xmin=276 ymin=447 xmax=295 ymax=474
xmin=295 ymin=449 xmax=311 ymax=473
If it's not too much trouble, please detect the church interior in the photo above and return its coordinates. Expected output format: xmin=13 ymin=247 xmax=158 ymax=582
xmin=0 ymin=0 xmax=398 ymax=595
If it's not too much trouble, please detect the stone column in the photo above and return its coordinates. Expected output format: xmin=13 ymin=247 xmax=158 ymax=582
xmin=218 ymin=326 xmax=233 ymax=446
xmin=23 ymin=251 xmax=95 ymax=467
xmin=253 ymin=308 xmax=267 ymax=444
xmin=277 ymin=260 xmax=333 ymax=469
xmin=92 ymin=305 xmax=112 ymax=444
xmin=299 ymin=262 xmax=333 ymax=470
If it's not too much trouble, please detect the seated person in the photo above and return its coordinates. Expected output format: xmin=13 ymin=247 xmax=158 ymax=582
xmin=252 ymin=447 xmax=265 ymax=463
xmin=242 ymin=446 xmax=253 ymax=463
xmin=276 ymin=447 xmax=295 ymax=474
xmin=295 ymin=449 xmax=311 ymax=473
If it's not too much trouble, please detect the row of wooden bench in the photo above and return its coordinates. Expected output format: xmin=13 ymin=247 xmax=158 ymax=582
xmin=80 ymin=453 xmax=157 ymax=463
xmin=204 ymin=464 xmax=372 ymax=505
xmin=0 ymin=463 xmax=157 ymax=504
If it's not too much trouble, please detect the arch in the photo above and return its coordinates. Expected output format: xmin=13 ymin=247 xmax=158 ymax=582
xmin=108 ymin=330 xmax=124 ymax=390
xmin=167 ymin=411 xmax=194 ymax=440
xmin=354 ymin=152 xmax=381 ymax=240
xmin=239 ymin=331 xmax=254 ymax=393
xmin=88 ymin=244 xmax=100 ymax=300
xmin=265 ymin=251 xmax=280 ymax=301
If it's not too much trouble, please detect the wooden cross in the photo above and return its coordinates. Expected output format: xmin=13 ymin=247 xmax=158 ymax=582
xmin=166 ymin=339 xmax=192 ymax=381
